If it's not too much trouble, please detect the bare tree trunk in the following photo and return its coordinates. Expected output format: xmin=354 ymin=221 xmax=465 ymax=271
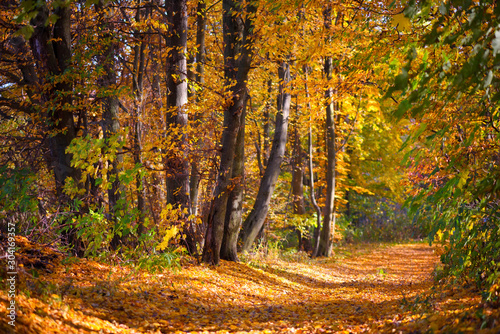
xmin=148 ymin=6 xmax=164 ymax=237
xmin=263 ymin=78 xmax=272 ymax=167
xmin=28 ymin=2 xmax=83 ymax=255
xmin=220 ymin=96 xmax=246 ymax=261
xmin=309 ymin=127 xmax=323 ymax=257
xmin=291 ymin=100 xmax=306 ymax=251
xmin=302 ymin=65 xmax=323 ymax=257
xmin=240 ymin=61 xmax=291 ymax=252
xmin=190 ymin=0 xmax=207 ymax=217
xmin=202 ymin=0 xmax=256 ymax=265
xmin=165 ymin=0 xmax=190 ymax=210
xmin=165 ymin=0 xmax=196 ymax=253
xmin=95 ymin=1 xmax=126 ymax=250
xmin=291 ymin=132 xmax=305 ymax=217
xmin=316 ymin=5 xmax=336 ymax=257
xmin=131 ymin=2 xmax=150 ymax=238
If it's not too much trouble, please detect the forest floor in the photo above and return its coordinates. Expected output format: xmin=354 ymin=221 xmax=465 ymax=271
xmin=1 ymin=237 xmax=500 ymax=333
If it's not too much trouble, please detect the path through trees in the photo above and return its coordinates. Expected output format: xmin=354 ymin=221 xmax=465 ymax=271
xmin=3 ymin=239 xmax=498 ymax=333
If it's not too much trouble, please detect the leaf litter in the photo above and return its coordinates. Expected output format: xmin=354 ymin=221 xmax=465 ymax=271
xmin=1 ymin=237 xmax=499 ymax=333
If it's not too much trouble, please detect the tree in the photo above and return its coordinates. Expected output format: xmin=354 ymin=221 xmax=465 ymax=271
xmin=96 ymin=0 xmax=125 ymax=250
xmin=189 ymin=0 xmax=207 ymax=217
xmin=165 ymin=0 xmax=197 ymax=253
xmin=165 ymin=0 xmax=190 ymax=210
xmin=304 ymin=65 xmax=323 ymax=256
xmin=240 ymin=60 xmax=291 ymax=252
xmin=202 ymin=0 xmax=256 ymax=265
xmin=291 ymin=97 xmax=307 ymax=251
xmin=7 ymin=0 xmax=83 ymax=254
xmin=220 ymin=96 xmax=247 ymax=261
xmin=315 ymin=5 xmax=336 ymax=257
xmin=129 ymin=0 xmax=150 ymax=238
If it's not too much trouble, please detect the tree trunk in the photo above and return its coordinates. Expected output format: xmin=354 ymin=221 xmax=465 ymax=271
xmin=220 ymin=97 xmax=246 ymax=261
xmin=165 ymin=0 xmax=196 ymax=253
xmin=96 ymin=1 xmax=126 ymax=250
xmin=316 ymin=5 xmax=336 ymax=257
xmin=303 ymin=65 xmax=323 ymax=257
xmin=291 ymin=112 xmax=305 ymax=216
xmin=190 ymin=0 xmax=207 ymax=217
xmin=291 ymin=102 xmax=306 ymax=251
xmin=28 ymin=2 xmax=82 ymax=255
xmin=148 ymin=5 xmax=164 ymax=237
xmin=263 ymin=78 xmax=272 ymax=167
xmin=202 ymin=0 xmax=256 ymax=265
xmin=30 ymin=3 xmax=76 ymax=194
xmin=131 ymin=2 xmax=150 ymax=238
xmin=165 ymin=0 xmax=190 ymax=210
xmin=240 ymin=61 xmax=291 ymax=252
xmin=309 ymin=127 xmax=323 ymax=257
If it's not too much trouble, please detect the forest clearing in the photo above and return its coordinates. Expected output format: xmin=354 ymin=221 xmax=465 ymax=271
xmin=1 ymin=237 xmax=499 ymax=333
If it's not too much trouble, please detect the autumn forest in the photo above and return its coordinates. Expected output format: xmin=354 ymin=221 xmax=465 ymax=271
xmin=1 ymin=0 xmax=499 ymax=333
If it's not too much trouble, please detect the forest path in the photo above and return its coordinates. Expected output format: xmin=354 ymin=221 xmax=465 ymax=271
xmin=3 ymin=240 xmax=496 ymax=333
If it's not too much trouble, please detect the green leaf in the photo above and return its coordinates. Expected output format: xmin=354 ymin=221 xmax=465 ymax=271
xmin=14 ymin=25 xmax=34 ymax=39
xmin=95 ymin=177 xmax=103 ymax=186
xmin=46 ymin=14 xmax=59 ymax=26
xmin=394 ymin=68 xmax=409 ymax=91
xmin=413 ymin=123 xmax=427 ymax=140
xmin=394 ymin=99 xmax=411 ymax=118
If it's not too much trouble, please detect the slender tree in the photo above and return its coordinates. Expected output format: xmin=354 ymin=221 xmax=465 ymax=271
xmin=263 ymin=77 xmax=272 ymax=168
xmin=202 ymin=0 xmax=256 ymax=265
xmin=24 ymin=1 xmax=82 ymax=254
xmin=189 ymin=0 xmax=207 ymax=217
xmin=165 ymin=0 xmax=190 ymax=210
xmin=220 ymin=95 xmax=247 ymax=261
xmin=316 ymin=5 xmax=336 ymax=257
xmin=302 ymin=65 xmax=323 ymax=257
xmin=291 ymin=97 xmax=306 ymax=250
xmin=96 ymin=1 xmax=126 ymax=249
xmin=165 ymin=0 xmax=197 ymax=253
xmin=130 ymin=1 xmax=150 ymax=237
xmin=240 ymin=61 xmax=291 ymax=252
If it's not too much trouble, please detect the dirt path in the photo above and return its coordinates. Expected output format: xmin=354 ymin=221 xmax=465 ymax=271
xmin=203 ymin=243 xmax=441 ymax=333
xmin=3 ymin=241 xmax=496 ymax=333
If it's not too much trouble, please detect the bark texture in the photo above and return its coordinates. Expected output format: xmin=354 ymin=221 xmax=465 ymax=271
xmin=27 ymin=3 xmax=82 ymax=254
xmin=316 ymin=5 xmax=336 ymax=257
xmin=30 ymin=4 xmax=76 ymax=195
xmin=165 ymin=0 xmax=190 ymax=211
xmin=202 ymin=0 xmax=256 ymax=265
xmin=189 ymin=0 xmax=207 ymax=217
xmin=240 ymin=61 xmax=291 ymax=252
xmin=131 ymin=2 xmax=150 ymax=238
xmin=220 ymin=99 xmax=246 ymax=261
xmin=303 ymin=65 xmax=323 ymax=257
xmin=291 ymin=101 xmax=307 ymax=251
xmin=165 ymin=0 xmax=197 ymax=254
xmin=96 ymin=1 xmax=125 ymax=250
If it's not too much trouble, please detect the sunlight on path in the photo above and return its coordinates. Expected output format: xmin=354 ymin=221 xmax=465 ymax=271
xmin=219 ymin=243 xmax=441 ymax=333
xmin=1 ymin=242 xmax=446 ymax=333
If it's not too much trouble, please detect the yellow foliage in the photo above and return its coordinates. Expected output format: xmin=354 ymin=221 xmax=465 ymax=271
xmin=392 ymin=13 xmax=411 ymax=31
xmin=156 ymin=226 xmax=179 ymax=251
xmin=457 ymin=170 xmax=469 ymax=190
